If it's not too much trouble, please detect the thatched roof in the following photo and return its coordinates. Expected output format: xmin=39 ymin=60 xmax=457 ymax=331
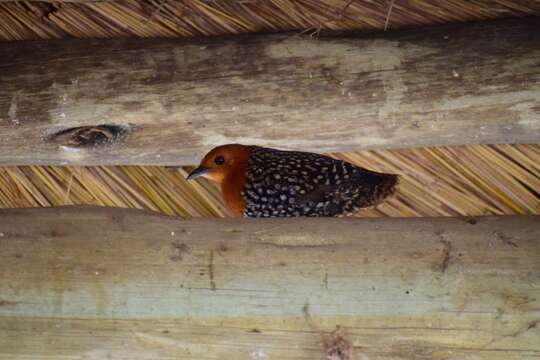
xmin=1 ymin=0 xmax=540 ymax=40
xmin=0 ymin=0 xmax=539 ymax=217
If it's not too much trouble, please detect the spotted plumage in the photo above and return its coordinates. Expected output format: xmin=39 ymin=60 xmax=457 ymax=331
xmin=187 ymin=144 xmax=398 ymax=218
xmin=242 ymin=146 xmax=397 ymax=217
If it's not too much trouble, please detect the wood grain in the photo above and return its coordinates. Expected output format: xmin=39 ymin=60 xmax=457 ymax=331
xmin=0 ymin=206 xmax=539 ymax=359
xmin=0 ymin=18 xmax=539 ymax=166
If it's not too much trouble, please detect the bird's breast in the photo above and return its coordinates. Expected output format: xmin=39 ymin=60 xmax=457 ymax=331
xmin=221 ymin=171 xmax=248 ymax=217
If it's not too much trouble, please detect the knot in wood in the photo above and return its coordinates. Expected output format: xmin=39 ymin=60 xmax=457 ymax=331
xmin=48 ymin=125 xmax=127 ymax=148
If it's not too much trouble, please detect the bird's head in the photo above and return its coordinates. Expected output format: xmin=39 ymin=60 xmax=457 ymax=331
xmin=187 ymin=144 xmax=250 ymax=184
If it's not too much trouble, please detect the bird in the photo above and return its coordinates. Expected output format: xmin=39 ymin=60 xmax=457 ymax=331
xmin=187 ymin=144 xmax=398 ymax=218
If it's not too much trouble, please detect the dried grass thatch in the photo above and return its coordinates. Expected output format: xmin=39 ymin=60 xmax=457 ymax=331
xmin=1 ymin=0 xmax=540 ymax=41
xmin=0 ymin=145 xmax=538 ymax=218
xmin=0 ymin=0 xmax=538 ymax=217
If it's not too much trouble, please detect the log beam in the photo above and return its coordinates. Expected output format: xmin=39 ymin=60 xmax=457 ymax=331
xmin=0 ymin=206 xmax=539 ymax=359
xmin=0 ymin=18 xmax=539 ymax=165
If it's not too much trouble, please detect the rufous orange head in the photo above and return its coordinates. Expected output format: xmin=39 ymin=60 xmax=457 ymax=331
xmin=187 ymin=144 xmax=251 ymax=184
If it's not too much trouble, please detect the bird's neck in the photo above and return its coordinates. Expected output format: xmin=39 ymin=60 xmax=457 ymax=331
xmin=220 ymin=150 xmax=251 ymax=217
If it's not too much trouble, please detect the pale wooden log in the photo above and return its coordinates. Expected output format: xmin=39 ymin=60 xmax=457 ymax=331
xmin=0 ymin=18 xmax=539 ymax=166
xmin=0 ymin=206 xmax=539 ymax=359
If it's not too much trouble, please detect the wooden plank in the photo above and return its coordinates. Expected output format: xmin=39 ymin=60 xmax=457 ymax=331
xmin=0 ymin=206 xmax=539 ymax=359
xmin=0 ymin=18 xmax=539 ymax=166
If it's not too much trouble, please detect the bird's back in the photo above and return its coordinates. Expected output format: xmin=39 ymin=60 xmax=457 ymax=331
xmin=241 ymin=146 xmax=398 ymax=217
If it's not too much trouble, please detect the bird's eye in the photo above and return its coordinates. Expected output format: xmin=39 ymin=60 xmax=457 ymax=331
xmin=214 ymin=155 xmax=225 ymax=165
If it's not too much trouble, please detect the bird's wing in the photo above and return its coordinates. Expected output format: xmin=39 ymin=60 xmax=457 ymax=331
xmin=295 ymin=184 xmax=336 ymax=206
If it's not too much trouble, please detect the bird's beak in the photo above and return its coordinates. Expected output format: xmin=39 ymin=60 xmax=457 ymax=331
xmin=187 ymin=166 xmax=209 ymax=180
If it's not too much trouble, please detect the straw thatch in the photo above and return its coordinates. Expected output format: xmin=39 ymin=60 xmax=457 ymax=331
xmin=1 ymin=144 xmax=538 ymax=218
xmin=0 ymin=0 xmax=539 ymax=218
xmin=0 ymin=0 xmax=539 ymax=41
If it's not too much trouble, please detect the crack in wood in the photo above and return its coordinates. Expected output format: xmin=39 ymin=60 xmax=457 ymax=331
xmin=440 ymin=240 xmax=452 ymax=274
xmin=253 ymin=242 xmax=340 ymax=250
xmin=493 ymin=230 xmax=519 ymax=248
xmin=303 ymin=303 xmax=358 ymax=360
xmin=208 ymin=250 xmax=216 ymax=291
xmin=483 ymin=319 xmax=540 ymax=348
xmin=0 ymin=300 xmax=19 ymax=307
xmin=435 ymin=230 xmax=452 ymax=274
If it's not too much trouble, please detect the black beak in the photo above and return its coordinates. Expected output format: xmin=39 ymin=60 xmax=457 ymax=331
xmin=187 ymin=166 xmax=209 ymax=180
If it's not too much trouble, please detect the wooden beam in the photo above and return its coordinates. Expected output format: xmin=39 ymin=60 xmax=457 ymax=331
xmin=0 ymin=18 xmax=539 ymax=165
xmin=0 ymin=206 xmax=539 ymax=359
